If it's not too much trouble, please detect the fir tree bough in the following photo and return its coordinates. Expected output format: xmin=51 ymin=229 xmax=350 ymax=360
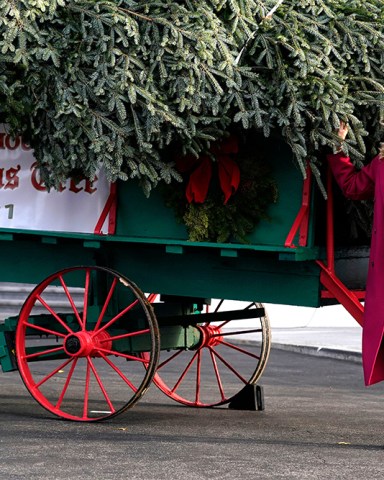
xmin=0 ymin=0 xmax=384 ymax=194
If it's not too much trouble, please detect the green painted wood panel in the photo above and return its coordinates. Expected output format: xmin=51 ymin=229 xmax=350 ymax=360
xmin=107 ymin=243 xmax=321 ymax=308
xmin=115 ymin=138 xmax=309 ymax=248
xmin=0 ymin=235 xmax=319 ymax=306
xmin=0 ymin=237 xmax=97 ymax=285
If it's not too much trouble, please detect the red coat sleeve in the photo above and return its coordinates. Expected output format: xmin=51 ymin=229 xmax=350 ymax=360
xmin=327 ymin=152 xmax=378 ymax=200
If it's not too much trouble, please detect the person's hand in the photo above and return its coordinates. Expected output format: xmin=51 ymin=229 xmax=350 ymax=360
xmin=337 ymin=121 xmax=348 ymax=141
xmin=333 ymin=121 xmax=348 ymax=153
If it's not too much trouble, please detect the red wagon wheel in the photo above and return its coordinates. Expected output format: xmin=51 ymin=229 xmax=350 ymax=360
xmin=16 ymin=266 xmax=159 ymax=422
xmin=146 ymin=298 xmax=271 ymax=407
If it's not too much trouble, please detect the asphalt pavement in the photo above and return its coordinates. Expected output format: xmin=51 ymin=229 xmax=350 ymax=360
xmin=0 ymin=292 xmax=378 ymax=479
xmin=0 ymin=302 xmax=381 ymax=480
xmin=1 ymin=347 xmax=383 ymax=480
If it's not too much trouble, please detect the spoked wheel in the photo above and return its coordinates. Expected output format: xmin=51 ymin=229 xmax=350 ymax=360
xmin=15 ymin=266 xmax=159 ymax=422
xmin=147 ymin=298 xmax=271 ymax=407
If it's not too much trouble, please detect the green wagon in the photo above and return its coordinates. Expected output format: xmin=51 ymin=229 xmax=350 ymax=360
xmin=0 ymin=136 xmax=366 ymax=421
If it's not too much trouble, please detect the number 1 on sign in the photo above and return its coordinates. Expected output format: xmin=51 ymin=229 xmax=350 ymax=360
xmin=2 ymin=204 xmax=14 ymax=219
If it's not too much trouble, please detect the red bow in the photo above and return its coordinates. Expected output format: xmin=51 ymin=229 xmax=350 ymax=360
xmin=176 ymin=136 xmax=240 ymax=204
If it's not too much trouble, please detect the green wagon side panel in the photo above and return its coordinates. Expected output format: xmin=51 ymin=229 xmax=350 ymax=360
xmin=0 ymin=236 xmax=98 ymax=285
xmin=0 ymin=233 xmax=320 ymax=307
xmin=108 ymin=243 xmax=321 ymax=307
xmin=115 ymin=140 xmax=309 ymax=248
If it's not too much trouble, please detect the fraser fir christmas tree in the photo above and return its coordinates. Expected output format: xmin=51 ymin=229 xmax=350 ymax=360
xmin=1 ymin=0 xmax=383 ymax=187
xmin=0 ymin=1 xmax=383 ymax=240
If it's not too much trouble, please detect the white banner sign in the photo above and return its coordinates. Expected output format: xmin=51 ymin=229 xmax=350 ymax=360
xmin=0 ymin=125 xmax=111 ymax=234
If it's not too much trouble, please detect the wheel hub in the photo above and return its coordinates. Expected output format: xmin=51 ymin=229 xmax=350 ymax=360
xmin=64 ymin=331 xmax=112 ymax=357
xmin=65 ymin=335 xmax=82 ymax=354
xmin=197 ymin=324 xmax=223 ymax=348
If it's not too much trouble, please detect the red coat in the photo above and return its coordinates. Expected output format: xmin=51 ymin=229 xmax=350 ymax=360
xmin=327 ymin=152 xmax=384 ymax=385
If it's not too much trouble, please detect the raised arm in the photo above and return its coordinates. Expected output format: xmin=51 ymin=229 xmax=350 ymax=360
xmin=327 ymin=121 xmax=376 ymax=200
xmin=327 ymin=151 xmax=377 ymax=201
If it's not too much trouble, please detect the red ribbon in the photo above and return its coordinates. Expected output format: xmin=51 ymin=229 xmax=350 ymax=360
xmin=176 ymin=136 xmax=240 ymax=204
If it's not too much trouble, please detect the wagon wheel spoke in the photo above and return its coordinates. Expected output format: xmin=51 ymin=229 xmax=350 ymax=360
xmin=195 ymin=350 xmax=202 ymax=405
xmin=24 ymin=322 xmax=67 ymax=338
xmin=98 ymin=328 xmax=150 ymax=343
xmin=217 ymin=303 xmax=256 ymax=328
xmin=87 ymin=356 xmax=115 ymax=415
xmin=150 ymin=298 xmax=271 ymax=407
xmin=82 ymin=269 xmax=91 ymax=330
xmin=24 ymin=346 xmax=65 ymax=361
xmin=36 ymin=294 xmax=73 ymax=334
xmin=59 ymin=275 xmax=84 ymax=330
xmin=209 ymin=347 xmax=247 ymax=384
xmin=99 ymin=352 xmax=138 ymax=392
xmin=35 ymin=357 xmax=74 ymax=389
xmin=219 ymin=340 xmax=262 ymax=360
xmin=209 ymin=348 xmax=226 ymax=402
xmin=83 ymin=359 xmax=91 ymax=419
xmin=157 ymin=349 xmax=184 ymax=370
xmin=16 ymin=266 xmax=160 ymax=422
xmin=210 ymin=328 xmax=263 ymax=338
xmin=97 ymin=347 xmax=149 ymax=363
xmin=92 ymin=299 xmax=140 ymax=336
xmin=56 ymin=359 xmax=78 ymax=409
xmin=94 ymin=277 xmax=117 ymax=331
xmin=171 ymin=351 xmax=199 ymax=394
xmin=214 ymin=299 xmax=224 ymax=313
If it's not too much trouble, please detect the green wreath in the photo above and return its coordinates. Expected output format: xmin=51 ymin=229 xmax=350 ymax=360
xmin=162 ymin=133 xmax=278 ymax=243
